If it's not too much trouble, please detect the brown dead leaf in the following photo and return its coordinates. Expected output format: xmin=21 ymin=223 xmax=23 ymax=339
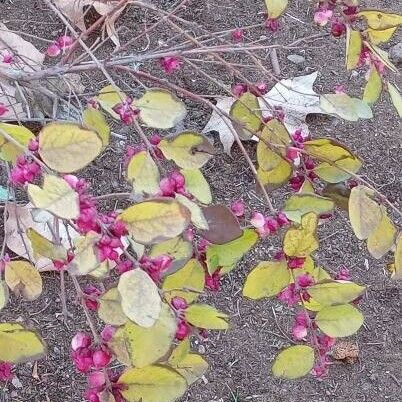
xmin=331 ymin=340 xmax=359 ymax=364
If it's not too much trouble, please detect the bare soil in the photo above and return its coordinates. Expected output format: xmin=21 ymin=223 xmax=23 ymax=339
xmin=0 ymin=1 xmax=401 ymax=401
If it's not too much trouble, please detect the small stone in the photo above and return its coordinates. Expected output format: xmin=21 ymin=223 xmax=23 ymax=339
xmin=198 ymin=344 xmax=206 ymax=354
xmin=389 ymin=42 xmax=402 ymax=64
xmin=12 ymin=377 xmax=23 ymax=389
xmin=287 ymin=54 xmax=306 ymax=64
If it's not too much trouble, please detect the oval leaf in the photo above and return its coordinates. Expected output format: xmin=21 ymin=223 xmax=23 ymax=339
xmin=98 ymin=287 xmax=128 ymax=326
xmin=181 ymin=169 xmax=212 ymax=204
xmin=272 ymin=345 xmax=315 ymax=379
xmin=346 ymin=28 xmax=362 ymax=70
xmin=0 ymin=281 xmax=8 ymax=311
xmin=316 ymin=304 xmax=364 ymax=337
xmin=27 ymin=175 xmax=79 ymax=220
xmin=387 ymin=83 xmax=402 ymax=118
xmin=243 ymin=260 xmax=290 ymax=300
xmin=265 ymin=0 xmax=288 ymax=18
xmin=119 ymin=199 xmax=190 ymax=245
xmin=127 ymin=151 xmax=160 ymax=196
xmin=82 ymin=107 xmax=110 ymax=147
xmin=38 ymin=123 xmax=102 ymax=173
xmin=0 ymin=123 xmax=35 ymax=162
xmin=367 ymin=211 xmax=397 ymax=259
xmin=5 ymin=261 xmax=42 ymax=301
xmin=320 ymin=93 xmax=372 ymax=121
xmin=136 ymin=89 xmax=186 ymax=129
xmin=119 ymin=365 xmax=187 ymax=402
xmin=363 ymin=68 xmax=382 ymax=105
xmin=230 ymin=92 xmax=261 ymax=139
xmin=118 ymin=269 xmax=162 ymax=328
xmin=27 ymin=227 xmax=68 ymax=261
xmin=169 ymin=353 xmax=208 ymax=385
xmin=175 ymin=194 xmax=209 ymax=230
xmin=0 ymin=323 xmax=46 ymax=363
xmin=185 ymin=304 xmax=229 ymax=330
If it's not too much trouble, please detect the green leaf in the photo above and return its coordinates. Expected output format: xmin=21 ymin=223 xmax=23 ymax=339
xmin=0 ymin=323 xmax=46 ymax=364
xmin=367 ymin=210 xmax=397 ymax=259
xmin=27 ymin=175 xmax=80 ymax=220
xmin=5 ymin=261 xmax=42 ymax=301
xmin=206 ymin=229 xmax=258 ymax=274
xmin=307 ymin=280 xmax=365 ymax=306
xmin=162 ymin=259 xmax=205 ymax=303
xmin=387 ymin=83 xmax=402 ymax=118
xmin=26 ymin=227 xmax=67 ymax=261
xmin=393 ymin=235 xmax=402 ymax=280
xmin=320 ymin=93 xmax=373 ymax=121
xmin=304 ymin=138 xmax=362 ymax=183
xmin=169 ymin=353 xmax=208 ymax=385
xmin=175 ymin=194 xmax=209 ymax=230
xmin=363 ymin=68 xmax=382 ymax=105
xmin=272 ymin=345 xmax=315 ymax=379
xmin=257 ymin=158 xmax=292 ymax=189
xmin=119 ymin=365 xmax=187 ymax=402
xmin=150 ymin=236 xmax=193 ymax=273
xmin=315 ymin=304 xmax=364 ymax=337
xmin=185 ymin=304 xmax=229 ymax=330
xmin=349 ymin=185 xmax=383 ymax=240
xmin=111 ymin=303 xmax=176 ymax=368
xmin=293 ymin=257 xmax=331 ymax=283
xmin=346 ymin=28 xmax=362 ymax=70
xmin=98 ymin=287 xmax=128 ymax=326
xmin=230 ymin=92 xmax=261 ymax=139
xmin=168 ymin=339 xmax=190 ymax=367
xmin=265 ymin=0 xmax=288 ymax=18
xmin=158 ymin=132 xmax=215 ymax=169
xmin=118 ymin=269 xmax=162 ymax=328
xmin=283 ymin=213 xmax=319 ymax=257
xmin=0 ymin=123 xmax=35 ymax=162
xmin=119 ymin=199 xmax=190 ymax=245
xmin=38 ymin=123 xmax=102 ymax=173
xmin=180 ymin=169 xmax=212 ymax=204
xmin=358 ymin=10 xmax=402 ymax=30
xmin=299 ymin=179 xmax=315 ymax=194
xmin=243 ymin=260 xmax=290 ymax=300
xmin=136 ymin=89 xmax=187 ymax=129
xmin=284 ymin=193 xmax=334 ymax=223
xmin=82 ymin=107 xmax=110 ymax=147
xmin=0 ymin=281 xmax=8 ymax=311
xmin=127 ymin=151 xmax=160 ymax=196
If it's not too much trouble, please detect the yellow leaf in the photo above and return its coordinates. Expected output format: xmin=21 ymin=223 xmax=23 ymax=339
xmin=38 ymin=123 xmax=102 ymax=173
xmin=299 ymin=179 xmax=315 ymax=194
xmin=163 ymin=259 xmax=205 ymax=303
xmin=67 ymin=232 xmax=102 ymax=276
xmin=119 ymin=199 xmax=190 ymax=245
xmin=185 ymin=304 xmax=229 ymax=330
xmin=272 ymin=345 xmax=314 ymax=379
xmin=243 ymin=260 xmax=290 ymax=300
xmin=0 ymin=123 xmax=35 ymax=162
xmin=365 ymin=42 xmax=397 ymax=73
xmin=168 ymin=339 xmax=190 ymax=367
xmin=111 ymin=303 xmax=176 ymax=368
xmin=0 ymin=281 xmax=8 ymax=311
xmin=315 ymin=304 xmax=364 ymax=337
xmin=284 ymin=193 xmax=334 ymax=223
xmin=393 ymin=235 xmax=402 ymax=280
xmin=82 ymin=107 xmax=110 ymax=147
xmin=387 ymin=83 xmax=402 ymax=118
xmin=118 ymin=269 xmax=162 ymax=328
xmin=27 ymin=227 xmax=68 ymax=261
xmin=170 ymin=353 xmax=208 ymax=385
xmin=159 ymin=132 xmax=215 ymax=169
xmin=127 ymin=151 xmax=160 ymax=196
xmin=96 ymin=85 xmax=125 ymax=119
xmin=175 ymin=194 xmax=209 ymax=230
xmin=230 ymin=92 xmax=262 ymax=139
xmin=98 ymin=287 xmax=128 ymax=326
xmin=119 ymin=365 xmax=187 ymax=402
xmin=365 ymin=27 xmax=397 ymax=45
xmin=150 ymin=236 xmax=192 ymax=273
xmin=5 ymin=261 xmax=42 ymax=301
xmin=0 ymin=323 xmax=46 ymax=363
xmin=265 ymin=0 xmax=288 ymax=18
xmin=136 ymin=89 xmax=187 ymax=129
xmin=363 ymin=68 xmax=382 ymax=105
xmin=367 ymin=210 xmax=397 ymax=259
xmin=257 ymin=159 xmax=292 ymax=189
xmin=358 ymin=10 xmax=402 ymax=30
xmin=349 ymin=185 xmax=383 ymax=240
xmin=283 ymin=213 xmax=319 ymax=257
xmin=180 ymin=169 xmax=212 ymax=204
xmin=346 ymin=28 xmax=362 ymax=70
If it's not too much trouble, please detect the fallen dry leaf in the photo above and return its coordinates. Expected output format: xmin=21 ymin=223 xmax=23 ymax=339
xmin=331 ymin=340 xmax=359 ymax=364
xmin=202 ymin=72 xmax=328 ymax=154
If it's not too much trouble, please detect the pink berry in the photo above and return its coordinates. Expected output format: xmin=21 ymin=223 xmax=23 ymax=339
xmin=175 ymin=320 xmax=191 ymax=340
xmin=171 ymin=296 xmax=188 ymax=310
xmin=88 ymin=371 xmax=106 ymax=388
xmin=292 ymin=324 xmax=308 ymax=340
xmin=71 ymin=332 xmax=92 ymax=351
xmin=149 ymin=133 xmax=161 ymax=145
xmin=46 ymin=43 xmax=61 ymax=57
xmin=230 ymin=200 xmax=245 ymax=217
xmin=231 ymin=83 xmax=248 ymax=97
xmin=171 ymin=171 xmax=185 ymax=188
xmin=57 ymin=35 xmax=74 ymax=49
xmin=101 ymin=325 xmax=117 ymax=342
xmin=276 ymin=212 xmax=289 ymax=227
xmin=160 ymin=56 xmax=181 ymax=74
xmin=296 ymin=273 xmax=314 ymax=288
xmin=0 ymin=362 xmax=13 ymax=381
xmin=250 ymin=212 xmax=265 ymax=229
xmin=0 ymin=102 xmax=8 ymax=116
xmin=331 ymin=20 xmax=346 ymax=37
xmin=265 ymin=18 xmax=279 ymax=32
xmin=159 ymin=177 xmax=176 ymax=196
xmin=231 ymin=28 xmax=244 ymax=42
xmin=92 ymin=349 xmax=111 ymax=369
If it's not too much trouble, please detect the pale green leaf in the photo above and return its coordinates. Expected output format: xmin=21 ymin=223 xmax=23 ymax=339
xmin=98 ymin=287 xmax=128 ymax=326
xmin=127 ymin=151 xmax=160 ymax=196
xmin=175 ymin=194 xmax=208 ymax=230
xmin=363 ymin=68 xmax=382 ymax=105
xmin=185 ymin=304 xmax=229 ymax=330
xmin=230 ymin=92 xmax=261 ymax=139
xmin=0 ymin=281 xmax=8 ymax=311
xmin=387 ymin=83 xmax=402 ymax=118
xmin=180 ymin=169 xmax=212 ymax=204
xmin=346 ymin=28 xmax=362 ymax=70
xmin=0 ymin=123 xmax=35 ymax=162
xmin=265 ymin=0 xmax=288 ymax=18
xmin=367 ymin=210 xmax=397 ymax=259
xmin=320 ymin=93 xmax=373 ymax=121
xmin=82 ymin=107 xmax=110 ymax=147
xmin=26 ymin=227 xmax=67 ymax=261
xmin=272 ymin=345 xmax=314 ymax=379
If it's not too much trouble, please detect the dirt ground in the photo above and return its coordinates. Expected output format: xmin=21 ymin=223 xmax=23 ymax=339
xmin=0 ymin=0 xmax=401 ymax=401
